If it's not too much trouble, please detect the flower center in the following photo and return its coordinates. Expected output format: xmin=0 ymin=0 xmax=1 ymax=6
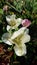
xmin=13 ymin=34 xmax=23 ymax=45
xmin=10 ymin=20 xmax=16 ymax=26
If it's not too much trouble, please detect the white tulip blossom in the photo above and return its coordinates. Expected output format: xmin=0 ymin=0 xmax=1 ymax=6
xmin=6 ymin=14 xmax=22 ymax=31
xmin=2 ymin=27 xmax=30 ymax=56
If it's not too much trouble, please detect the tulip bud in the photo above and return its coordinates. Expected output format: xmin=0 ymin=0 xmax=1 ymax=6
xmin=22 ymin=19 xmax=31 ymax=27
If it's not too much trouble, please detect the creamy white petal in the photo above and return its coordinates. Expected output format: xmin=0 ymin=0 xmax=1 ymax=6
xmin=6 ymin=15 xmax=22 ymax=29
xmin=6 ymin=15 xmax=16 ymax=22
xmin=7 ymin=25 xmax=11 ymax=31
xmin=11 ymin=15 xmax=16 ymax=19
xmin=11 ymin=18 xmax=22 ymax=28
xmin=17 ymin=18 xmax=22 ymax=22
xmin=2 ymin=33 xmax=12 ymax=45
xmin=7 ymin=25 xmax=15 ymax=31
xmin=6 ymin=15 xmax=11 ymax=22
xmin=14 ymin=43 xmax=26 ymax=56
xmin=17 ymin=18 xmax=22 ymax=24
xmin=6 ymin=15 xmax=16 ymax=26
xmin=21 ymin=34 xmax=30 ymax=44
xmin=6 ymin=18 xmax=23 ymax=29
xmin=11 ymin=27 xmax=26 ymax=39
xmin=12 ymin=18 xmax=22 ymax=28
xmin=5 ymin=40 xmax=12 ymax=45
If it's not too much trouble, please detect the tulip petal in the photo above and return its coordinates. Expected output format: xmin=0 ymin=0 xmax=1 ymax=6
xmin=13 ymin=18 xmax=22 ymax=28
xmin=12 ymin=18 xmax=22 ymax=29
xmin=14 ymin=43 xmax=26 ymax=56
xmin=11 ymin=15 xmax=16 ymax=19
xmin=5 ymin=40 xmax=12 ymax=45
xmin=6 ymin=15 xmax=11 ymax=22
xmin=17 ymin=18 xmax=22 ymax=24
xmin=11 ymin=27 xmax=26 ymax=39
xmin=21 ymin=34 xmax=30 ymax=44
xmin=7 ymin=25 xmax=11 ymax=31
xmin=6 ymin=15 xmax=16 ymax=25
xmin=2 ymin=33 xmax=12 ymax=45
xmin=6 ymin=14 xmax=16 ymax=21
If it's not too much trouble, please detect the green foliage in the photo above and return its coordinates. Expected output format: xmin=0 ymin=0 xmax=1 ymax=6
xmin=13 ymin=0 xmax=24 ymax=12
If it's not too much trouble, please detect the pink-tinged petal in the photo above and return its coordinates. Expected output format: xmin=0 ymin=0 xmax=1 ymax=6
xmin=21 ymin=19 xmax=31 ymax=27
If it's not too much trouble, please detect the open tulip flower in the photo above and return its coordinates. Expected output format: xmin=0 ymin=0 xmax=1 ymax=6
xmin=6 ymin=14 xmax=22 ymax=31
xmin=2 ymin=27 xmax=30 ymax=56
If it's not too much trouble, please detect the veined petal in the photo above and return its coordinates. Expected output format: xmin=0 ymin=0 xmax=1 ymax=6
xmin=11 ymin=27 xmax=26 ymax=40
xmin=14 ymin=43 xmax=26 ymax=56
xmin=2 ymin=33 xmax=12 ymax=45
